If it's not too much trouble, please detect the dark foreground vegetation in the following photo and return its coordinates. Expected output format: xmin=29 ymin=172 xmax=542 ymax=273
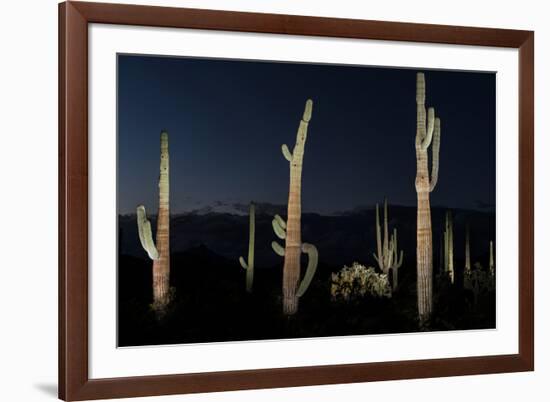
xmin=118 ymin=242 xmax=495 ymax=347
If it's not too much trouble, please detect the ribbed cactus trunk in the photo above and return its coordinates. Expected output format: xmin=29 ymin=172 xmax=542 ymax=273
xmin=152 ymin=132 xmax=170 ymax=310
xmin=281 ymin=100 xmax=312 ymax=315
xmin=415 ymin=73 xmax=441 ymax=323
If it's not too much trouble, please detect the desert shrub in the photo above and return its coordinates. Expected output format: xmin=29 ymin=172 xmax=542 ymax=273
xmin=464 ymin=263 xmax=495 ymax=297
xmin=330 ymin=262 xmax=391 ymax=302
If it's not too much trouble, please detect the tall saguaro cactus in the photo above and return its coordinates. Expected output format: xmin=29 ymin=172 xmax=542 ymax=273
xmin=137 ymin=131 xmax=171 ymax=313
xmin=271 ymin=99 xmax=319 ymax=315
xmin=239 ymin=202 xmax=255 ymax=293
xmin=415 ymin=73 xmax=441 ymax=322
xmin=443 ymin=210 xmax=455 ymax=283
xmin=373 ymin=198 xmax=403 ymax=292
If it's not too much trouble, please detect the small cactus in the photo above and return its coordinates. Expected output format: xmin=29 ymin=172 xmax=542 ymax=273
xmin=331 ymin=262 xmax=391 ymax=301
xmin=238 ymin=202 xmax=255 ymax=293
xmin=372 ymin=198 xmax=403 ymax=292
xmin=443 ymin=210 xmax=454 ymax=283
xmin=465 ymin=223 xmax=471 ymax=274
xmin=489 ymin=241 xmax=495 ymax=276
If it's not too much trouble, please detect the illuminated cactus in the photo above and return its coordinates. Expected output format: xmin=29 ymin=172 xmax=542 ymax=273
xmin=239 ymin=202 xmax=255 ymax=293
xmin=373 ymin=198 xmax=403 ymax=292
xmin=415 ymin=72 xmax=441 ymax=322
xmin=136 ymin=131 xmax=171 ymax=314
xmin=271 ymin=214 xmax=318 ymax=303
xmin=489 ymin=241 xmax=495 ymax=276
xmin=465 ymin=223 xmax=471 ymax=275
xmin=443 ymin=210 xmax=455 ymax=283
xmin=271 ymin=99 xmax=319 ymax=315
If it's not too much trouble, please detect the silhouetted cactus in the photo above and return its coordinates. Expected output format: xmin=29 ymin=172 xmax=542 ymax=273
xmin=489 ymin=241 xmax=495 ymax=275
xmin=271 ymin=99 xmax=318 ymax=315
xmin=136 ymin=131 xmax=171 ymax=314
xmin=373 ymin=198 xmax=403 ymax=292
xmin=414 ymin=73 xmax=441 ymax=322
xmin=239 ymin=202 xmax=255 ymax=293
xmin=443 ymin=210 xmax=455 ymax=283
xmin=465 ymin=260 xmax=495 ymax=306
xmin=465 ymin=223 xmax=471 ymax=275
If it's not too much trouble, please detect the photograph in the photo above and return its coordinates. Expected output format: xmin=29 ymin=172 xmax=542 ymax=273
xmin=117 ymin=54 xmax=497 ymax=347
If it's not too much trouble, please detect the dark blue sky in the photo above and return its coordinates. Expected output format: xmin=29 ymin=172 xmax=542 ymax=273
xmin=118 ymin=54 xmax=495 ymax=215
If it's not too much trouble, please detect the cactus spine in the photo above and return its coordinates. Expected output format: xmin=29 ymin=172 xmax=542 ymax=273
xmin=136 ymin=131 xmax=170 ymax=313
xmin=271 ymin=99 xmax=318 ymax=315
xmin=443 ymin=211 xmax=455 ymax=283
xmin=373 ymin=198 xmax=403 ymax=292
xmin=239 ymin=202 xmax=255 ymax=293
xmin=415 ymin=72 xmax=441 ymax=322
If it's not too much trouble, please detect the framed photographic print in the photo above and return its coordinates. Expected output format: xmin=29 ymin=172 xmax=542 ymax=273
xmin=59 ymin=1 xmax=534 ymax=400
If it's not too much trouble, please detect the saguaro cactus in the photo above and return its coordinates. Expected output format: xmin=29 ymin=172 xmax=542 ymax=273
xmin=415 ymin=72 xmax=441 ymax=322
xmin=239 ymin=202 xmax=255 ymax=293
xmin=443 ymin=210 xmax=455 ymax=283
xmin=271 ymin=99 xmax=319 ymax=315
xmin=439 ymin=234 xmax=444 ymax=275
xmin=373 ymin=198 xmax=403 ymax=292
xmin=137 ymin=131 xmax=171 ymax=313
xmin=465 ymin=223 xmax=471 ymax=274
xmin=489 ymin=241 xmax=495 ymax=275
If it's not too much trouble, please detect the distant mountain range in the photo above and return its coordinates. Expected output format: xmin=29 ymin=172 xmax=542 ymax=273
xmin=119 ymin=204 xmax=496 ymax=270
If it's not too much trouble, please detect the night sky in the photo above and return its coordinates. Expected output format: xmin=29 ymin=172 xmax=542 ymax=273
xmin=117 ymin=54 xmax=496 ymax=215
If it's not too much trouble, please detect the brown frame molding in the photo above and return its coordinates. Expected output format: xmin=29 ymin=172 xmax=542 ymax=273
xmin=59 ymin=1 xmax=534 ymax=400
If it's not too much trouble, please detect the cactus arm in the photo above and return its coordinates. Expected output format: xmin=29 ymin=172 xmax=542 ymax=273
xmin=373 ymin=253 xmax=382 ymax=267
xmin=387 ymin=237 xmax=395 ymax=268
xmin=396 ymin=250 xmax=404 ymax=268
xmin=272 ymin=217 xmax=286 ymax=239
xmin=281 ymin=144 xmax=293 ymax=162
xmin=393 ymin=229 xmax=404 ymax=268
xmin=421 ymin=107 xmax=435 ymax=150
xmin=296 ymin=243 xmax=318 ymax=297
xmin=136 ymin=205 xmax=159 ymax=260
xmin=239 ymin=256 xmax=248 ymax=269
xmin=272 ymin=241 xmax=285 ymax=256
xmin=276 ymin=215 xmax=287 ymax=229
xmin=274 ymin=214 xmax=287 ymax=229
xmin=429 ymin=117 xmax=441 ymax=192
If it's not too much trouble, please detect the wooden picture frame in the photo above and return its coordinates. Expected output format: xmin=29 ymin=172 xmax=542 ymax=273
xmin=59 ymin=1 xmax=534 ymax=400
